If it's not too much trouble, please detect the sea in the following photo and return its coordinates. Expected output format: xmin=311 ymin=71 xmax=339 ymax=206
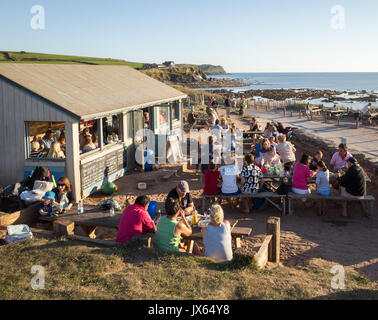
xmin=203 ymin=72 xmax=378 ymax=110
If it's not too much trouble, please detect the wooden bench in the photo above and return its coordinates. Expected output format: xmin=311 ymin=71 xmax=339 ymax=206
xmin=202 ymin=192 xmax=286 ymax=215
xmin=287 ymin=192 xmax=375 ymax=217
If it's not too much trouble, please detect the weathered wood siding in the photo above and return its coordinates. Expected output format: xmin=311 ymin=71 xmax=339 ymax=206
xmin=0 ymin=78 xmax=76 ymax=186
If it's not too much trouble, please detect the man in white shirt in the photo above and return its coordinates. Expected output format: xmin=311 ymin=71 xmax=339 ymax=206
xmin=276 ymin=134 xmax=296 ymax=171
xmin=361 ymin=103 xmax=372 ymax=114
xmin=211 ymin=120 xmax=222 ymax=144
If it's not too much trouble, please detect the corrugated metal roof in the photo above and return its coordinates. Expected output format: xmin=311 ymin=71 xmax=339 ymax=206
xmin=0 ymin=64 xmax=187 ymax=120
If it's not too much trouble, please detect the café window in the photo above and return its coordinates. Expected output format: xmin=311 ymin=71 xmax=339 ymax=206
xmin=26 ymin=122 xmax=66 ymax=160
xmin=171 ymin=101 xmax=180 ymax=122
xmin=79 ymin=114 xmax=123 ymax=156
xmin=158 ymin=107 xmax=169 ymax=126
xmin=102 ymin=114 xmax=122 ymax=146
xmin=79 ymin=120 xmax=100 ymax=155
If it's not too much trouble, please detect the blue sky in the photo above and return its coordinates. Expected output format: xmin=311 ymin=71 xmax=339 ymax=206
xmin=1 ymin=0 xmax=378 ymax=72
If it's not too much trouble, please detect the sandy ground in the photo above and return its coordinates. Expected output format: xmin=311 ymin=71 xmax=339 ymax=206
xmin=85 ymin=107 xmax=378 ymax=288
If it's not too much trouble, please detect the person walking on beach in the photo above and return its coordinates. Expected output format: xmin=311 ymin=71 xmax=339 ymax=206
xmin=225 ymin=96 xmax=232 ymax=118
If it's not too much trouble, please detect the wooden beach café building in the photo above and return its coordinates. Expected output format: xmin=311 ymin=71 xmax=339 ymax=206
xmin=0 ymin=64 xmax=187 ymax=201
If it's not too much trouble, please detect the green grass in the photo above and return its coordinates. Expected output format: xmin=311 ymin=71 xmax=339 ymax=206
xmin=0 ymin=51 xmax=144 ymax=68
xmin=0 ymin=238 xmax=376 ymax=300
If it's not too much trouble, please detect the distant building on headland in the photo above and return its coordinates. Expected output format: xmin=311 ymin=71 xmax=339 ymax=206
xmin=162 ymin=61 xmax=175 ymax=68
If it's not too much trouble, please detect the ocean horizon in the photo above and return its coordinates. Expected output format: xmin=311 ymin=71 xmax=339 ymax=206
xmin=205 ymin=72 xmax=378 ymax=110
xmin=210 ymin=72 xmax=378 ymax=92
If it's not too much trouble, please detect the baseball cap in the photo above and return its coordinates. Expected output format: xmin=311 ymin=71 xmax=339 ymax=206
xmin=177 ymin=181 xmax=189 ymax=193
xmin=347 ymin=157 xmax=357 ymax=165
xmin=43 ymin=191 xmax=56 ymax=200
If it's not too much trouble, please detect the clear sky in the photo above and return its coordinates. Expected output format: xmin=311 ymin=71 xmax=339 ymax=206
xmin=1 ymin=0 xmax=378 ymax=72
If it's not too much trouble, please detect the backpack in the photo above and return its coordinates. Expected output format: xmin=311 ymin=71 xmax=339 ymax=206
xmin=23 ymin=167 xmax=51 ymax=190
xmin=276 ymin=177 xmax=291 ymax=195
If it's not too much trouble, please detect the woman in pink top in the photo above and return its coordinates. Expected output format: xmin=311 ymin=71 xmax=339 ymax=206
xmin=292 ymin=154 xmax=313 ymax=195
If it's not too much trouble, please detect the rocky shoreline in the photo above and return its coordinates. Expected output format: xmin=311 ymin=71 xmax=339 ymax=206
xmin=201 ymin=88 xmax=378 ymax=102
xmin=177 ymin=77 xmax=248 ymax=89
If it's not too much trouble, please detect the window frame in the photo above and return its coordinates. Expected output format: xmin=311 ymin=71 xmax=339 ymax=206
xmin=25 ymin=121 xmax=66 ymax=162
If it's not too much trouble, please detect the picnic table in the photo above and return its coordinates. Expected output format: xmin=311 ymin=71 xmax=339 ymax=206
xmin=42 ymin=206 xmax=252 ymax=252
xmin=323 ymin=109 xmax=347 ymax=125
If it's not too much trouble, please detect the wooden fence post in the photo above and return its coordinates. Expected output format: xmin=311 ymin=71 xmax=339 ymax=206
xmin=267 ymin=217 xmax=280 ymax=264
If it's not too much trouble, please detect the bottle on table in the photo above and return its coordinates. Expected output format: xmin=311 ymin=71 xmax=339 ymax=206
xmin=78 ymin=200 xmax=84 ymax=215
xmin=110 ymin=205 xmax=115 ymax=217
xmin=154 ymin=209 xmax=161 ymax=225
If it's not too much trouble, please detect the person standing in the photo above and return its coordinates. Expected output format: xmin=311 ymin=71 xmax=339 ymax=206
xmin=225 ymin=96 xmax=232 ymax=118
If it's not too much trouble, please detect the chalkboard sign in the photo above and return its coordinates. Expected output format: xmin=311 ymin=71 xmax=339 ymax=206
xmin=80 ymin=147 xmax=127 ymax=191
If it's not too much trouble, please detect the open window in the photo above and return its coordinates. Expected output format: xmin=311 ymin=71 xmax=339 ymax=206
xmin=79 ymin=120 xmax=100 ymax=156
xmin=154 ymin=105 xmax=172 ymax=135
xmin=171 ymin=101 xmax=180 ymax=122
xmin=79 ymin=114 xmax=124 ymax=157
xmin=26 ymin=121 xmax=66 ymax=160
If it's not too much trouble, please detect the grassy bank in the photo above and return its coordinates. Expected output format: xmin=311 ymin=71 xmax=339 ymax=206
xmin=0 ymin=51 xmax=143 ymax=68
xmin=0 ymin=238 xmax=376 ymax=300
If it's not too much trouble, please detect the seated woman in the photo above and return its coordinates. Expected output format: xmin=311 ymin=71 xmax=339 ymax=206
xmin=257 ymin=138 xmax=280 ymax=166
xmin=309 ymin=150 xmax=323 ymax=171
xmin=202 ymin=204 xmax=233 ymax=262
xmin=203 ymin=164 xmax=221 ymax=207
xmin=58 ymin=136 xmax=66 ymax=154
xmin=154 ymin=198 xmax=192 ymax=252
xmin=79 ymin=128 xmax=91 ymax=150
xmin=250 ymin=118 xmax=259 ymax=132
xmin=220 ymin=118 xmax=229 ymax=131
xmin=47 ymin=141 xmax=65 ymax=159
xmin=82 ymin=136 xmax=96 ymax=153
xmin=315 ymin=160 xmax=331 ymax=216
xmin=51 ymin=176 xmax=74 ymax=214
xmin=263 ymin=123 xmax=274 ymax=138
xmin=292 ymin=154 xmax=313 ymax=196
xmin=240 ymin=154 xmax=264 ymax=213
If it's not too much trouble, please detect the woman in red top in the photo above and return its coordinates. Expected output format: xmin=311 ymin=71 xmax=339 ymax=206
xmin=204 ymin=163 xmax=221 ymax=196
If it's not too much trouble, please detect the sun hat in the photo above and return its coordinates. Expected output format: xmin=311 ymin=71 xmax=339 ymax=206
xmin=177 ymin=181 xmax=189 ymax=193
xmin=42 ymin=191 xmax=56 ymax=200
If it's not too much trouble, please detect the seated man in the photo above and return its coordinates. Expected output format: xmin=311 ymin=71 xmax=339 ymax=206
xmin=154 ymin=198 xmax=192 ymax=252
xmin=338 ymin=157 xmax=366 ymax=217
xmin=166 ymin=181 xmax=196 ymax=216
xmin=116 ymin=195 xmax=156 ymax=243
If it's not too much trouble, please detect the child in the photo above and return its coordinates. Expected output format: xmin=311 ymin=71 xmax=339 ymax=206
xmin=309 ymin=150 xmax=323 ymax=171
xmin=315 ymin=160 xmax=331 ymax=216
xmin=37 ymin=191 xmax=56 ymax=222
xmin=30 ymin=141 xmax=43 ymax=158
